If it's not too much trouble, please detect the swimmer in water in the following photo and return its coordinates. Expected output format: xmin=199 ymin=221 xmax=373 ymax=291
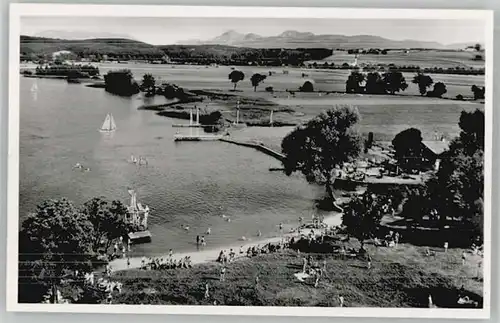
xmin=257 ymin=230 xmax=262 ymax=237
xmin=206 ymin=228 xmax=211 ymax=235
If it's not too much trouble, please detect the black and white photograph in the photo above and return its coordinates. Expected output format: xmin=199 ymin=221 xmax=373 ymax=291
xmin=7 ymin=4 xmax=493 ymax=319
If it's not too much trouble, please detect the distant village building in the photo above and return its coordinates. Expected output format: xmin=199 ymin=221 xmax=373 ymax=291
xmin=51 ymin=50 xmax=76 ymax=63
xmin=350 ymin=54 xmax=359 ymax=67
xmin=51 ymin=50 xmax=73 ymax=59
xmin=422 ymin=140 xmax=449 ymax=171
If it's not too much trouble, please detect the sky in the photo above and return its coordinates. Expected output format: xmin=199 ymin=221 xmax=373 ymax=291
xmin=21 ymin=16 xmax=486 ymax=46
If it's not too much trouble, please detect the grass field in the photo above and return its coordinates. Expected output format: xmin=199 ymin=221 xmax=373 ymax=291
xmin=145 ymin=89 xmax=482 ymax=149
xmin=321 ymin=50 xmax=485 ymax=69
xmin=111 ymin=240 xmax=483 ymax=307
xmin=88 ymin=62 xmax=485 ymax=100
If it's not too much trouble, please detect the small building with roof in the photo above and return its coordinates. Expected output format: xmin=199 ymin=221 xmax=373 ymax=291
xmin=422 ymin=140 xmax=449 ymax=171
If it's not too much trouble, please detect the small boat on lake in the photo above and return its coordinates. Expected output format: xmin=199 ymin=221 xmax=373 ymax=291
xmin=99 ymin=113 xmax=117 ymax=133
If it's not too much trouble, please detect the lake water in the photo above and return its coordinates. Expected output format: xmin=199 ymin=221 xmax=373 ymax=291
xmin=19 ymin=76 xmax=329 ymax=256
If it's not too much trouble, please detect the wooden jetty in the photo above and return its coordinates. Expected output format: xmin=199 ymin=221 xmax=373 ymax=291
xmin=220 ymin=138 xmax=285 ymax=162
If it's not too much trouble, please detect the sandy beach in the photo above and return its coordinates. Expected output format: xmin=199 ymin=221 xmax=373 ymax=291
xmin=109 ymin=213 xmax=342 ymax=271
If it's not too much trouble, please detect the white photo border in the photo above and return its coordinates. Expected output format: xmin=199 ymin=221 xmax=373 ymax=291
xmin=7 ymin=3 xmax=494 ymax=319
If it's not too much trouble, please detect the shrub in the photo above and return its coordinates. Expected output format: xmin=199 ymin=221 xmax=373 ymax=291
xmin=104 ymin=69 xmax=140 ymax=96
xmin=456 ymin=94 xmax=464 ymax=101
xmin=299 ymin=80 xmax=314 ymax=92
xmin=265 ymin=86 xmax=274 ymax=93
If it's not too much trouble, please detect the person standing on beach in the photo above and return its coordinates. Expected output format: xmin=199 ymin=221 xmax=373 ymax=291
xmin=444 ymin=241 xmax=449 ymax=253
xmin=302 ymin=257 xmax=308 ymax=273
xmin=462 ymin=251 xmax=467 ymax=266
xmin=196 ymin=235 xmax=200 ymax=246
xmin=255 ymin=275 xmax=260 ymax=287
xmin=220 ymin=266 xmax=226 ymax=282
xmin=314 ymin=268 xmax=322 ymax=288
xmin=367 ymin=253 xmax=372 ymax=270
xmin=169 ymin=249 xmax=173 ymax=258
xmin=339 ymin=295 xmax=344 ymax=307
xmin=201 ymin=236 xmax=206 ymax=246
xmin=204 ymin=283 xmax=210 ymax=299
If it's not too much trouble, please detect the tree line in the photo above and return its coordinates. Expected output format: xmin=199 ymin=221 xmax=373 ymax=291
xmin=345 ymin=69 xmax=485 ymax=100
xmin=18 ymin=197 xmax=136 ymax=303
xmin=305 ymin=62 xmax=485 ymax=76
xmin=33 ymin=63 xmax=100 ymax=78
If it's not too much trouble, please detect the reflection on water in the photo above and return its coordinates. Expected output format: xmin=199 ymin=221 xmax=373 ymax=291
xmin=19 ymin=77 xmax=326 ymax=256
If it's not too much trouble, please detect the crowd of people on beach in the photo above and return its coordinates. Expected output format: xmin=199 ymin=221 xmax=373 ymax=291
xmin=143 ymin=254 xmax=194 ymax=270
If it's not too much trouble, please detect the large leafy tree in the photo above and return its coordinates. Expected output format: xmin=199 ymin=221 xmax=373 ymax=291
xmin=141 ymin=73 xmax=156 ymax=95
xmin=412 ymin=73 xmax=434 ymax=96
xmin=427 ymin=109 xmax=484 ymax=240
xmin=81 ymin=197 xmax=130 ymax=254
xmin=281 ymin=105 xmax=363 ymax=206
xmin=471 ymin=85 xmax=485 ymax=100
xmin=383 ymin=70 xmax=408 ymax=94
xmin=250 ymin=73 xmax=267 ymax=92
xmin=365 ymin=72 xmax=386 ymax=94
xmin=401 ymin=187 xmax=432 ymax=227
xmin=392 ymin=128 xmax=425 ymax=172
xmin=19 ymin=198 xmax=95 ymax=303
xmin=427 ymin=82 xmax=447 ymax=98
xmin=342 ymin=192 xmax=384 ymax=248
xmin=228 ymin=70 xmax=245 ymax=90
xmin=103 ymin=69 xmax=140 ymax=96
xmin=345 ymin=71 xmax=365 ymax=93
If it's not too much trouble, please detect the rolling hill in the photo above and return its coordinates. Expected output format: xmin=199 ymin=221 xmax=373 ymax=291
xmin=20 ymin=36 xmax=164 ymax=57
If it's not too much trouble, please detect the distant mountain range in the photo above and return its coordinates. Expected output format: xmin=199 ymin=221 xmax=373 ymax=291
xmin=178 ymin=30 xmax=480 ymax=50
xmin=33 ymin=30 xmax=136 ymax=41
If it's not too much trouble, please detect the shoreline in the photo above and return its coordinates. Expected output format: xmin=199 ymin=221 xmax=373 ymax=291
xmin=109 ymin=212 xmax=342 ymax=272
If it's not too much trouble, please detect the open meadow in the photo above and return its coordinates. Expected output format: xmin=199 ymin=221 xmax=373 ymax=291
xmin=111 ymin=240 xmax=483 ymax=307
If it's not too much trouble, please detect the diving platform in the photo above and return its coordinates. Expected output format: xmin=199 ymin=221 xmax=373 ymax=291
xmin=128 ymin=230 xmax=152 ymax=244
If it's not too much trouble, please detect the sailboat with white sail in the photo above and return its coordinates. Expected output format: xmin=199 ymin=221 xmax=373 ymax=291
xmin=99 ymin=113 xmax=117 ymax=133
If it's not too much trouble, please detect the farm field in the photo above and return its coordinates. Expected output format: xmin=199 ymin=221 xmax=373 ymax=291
xmin=22 ymin=61 xmax=485 ymax=99
xmin=321 ymin=50 xmax=485 ymax=69
xmin=96 ymin=63 xmax=484 ymax=100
